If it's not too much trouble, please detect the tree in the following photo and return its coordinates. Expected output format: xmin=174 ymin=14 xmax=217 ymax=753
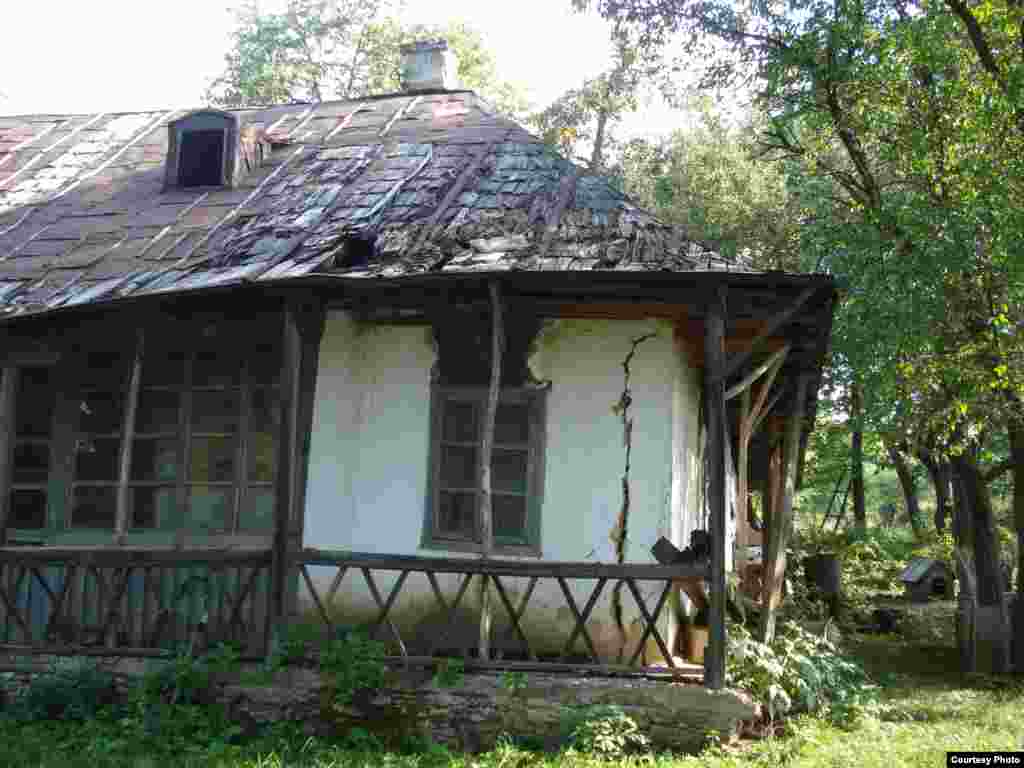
xmin=578 ymin=0 xmax=1024 ymax=665
xmin=205 ymin=1 xmax=527 ymax=116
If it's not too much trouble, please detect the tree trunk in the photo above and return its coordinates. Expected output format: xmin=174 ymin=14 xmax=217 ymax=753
xmin=889 ymin=444 xmax=923 ymax=540
xmin=850 ymin=383 xmax=867 ymax=532
xmin=919 ymin=447 xmax=952 ymax=534
xmin=1008 ymin=418 xmax=1024 ymax=674
xmin=952 ymin=450 xmax=1009 ymax=674
xmin=589 ymin=108 xmax=610 ymax=173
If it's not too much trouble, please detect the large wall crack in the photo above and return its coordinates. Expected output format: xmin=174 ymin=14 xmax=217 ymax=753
xmin=609 ymin=331 xmax=657 ymax=660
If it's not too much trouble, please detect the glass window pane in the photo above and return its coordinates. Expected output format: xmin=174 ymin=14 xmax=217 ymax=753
xmin=495 ymin=403 xmax=529 ymax=445
xmin=74 ymin=438 xmax=121 ymax=481
xmin=440 ymin=445 xmax=476 ymax=489
xmin=141 ymin=347 xmax=186 ymax=387
xmin=72 ymin=486 xmax=116 ymax=528
xmin=238 ymin=487 xmax=274 ymax=532
xmin=12 ymin=442 xmax=50 ymax=484
xmin=136 ymin=389 xmax=180 ymax=434
xmin=438 ymin=491 xmax=475 ymax=539
xmin=15 ymin=368 xmax=54 ymax=437
xmin=131 ymin=438 xmax=179 ymax=481
xmin=492 ymin=449 xmax=528 ymax=494
xmin=250 ymin=389 xmax=279 ymax=433
xmin=188 ymin=486 xmax=232 ymax=532
xmin=493 ymin=495 xmax=527 ymax=541
xmin=191 ymin=390 xmax=239 ymax=433
xmin=442 ymin=400 xmax=477 ymax=443
xmin=193 ymin=347 xmax=240 ymax=388
xmin=78 ymin=391 xmax=123 ymax=434
xmin=189 ymin=436 xmax=236 ymax=482
xmin=132 ymin=486 xmax=176 ymax=529
xmin=248 ymin=432 xmax=275 ymax=482
xmin=248 ymin=343 xmax=281 ymax=388
xmin=9 ymin=489 xmax=47 ymax=529
xmin=79 ymin=351 xmax=129 ymax=389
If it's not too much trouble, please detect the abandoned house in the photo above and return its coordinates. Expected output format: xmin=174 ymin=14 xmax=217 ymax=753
xmin=0 ymin=41 xmax=837 ymax=691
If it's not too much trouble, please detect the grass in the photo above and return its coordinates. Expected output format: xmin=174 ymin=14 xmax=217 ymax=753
xmin=0 ymin=637 xmax=1021 ymax=767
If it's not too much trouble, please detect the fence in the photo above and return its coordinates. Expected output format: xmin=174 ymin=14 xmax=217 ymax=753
xmin=0 ymin=547 xmax=707 ymax=680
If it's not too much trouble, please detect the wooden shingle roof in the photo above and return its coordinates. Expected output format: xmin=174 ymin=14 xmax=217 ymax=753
xmin=0 ymin=91 xmax=746 ymax=319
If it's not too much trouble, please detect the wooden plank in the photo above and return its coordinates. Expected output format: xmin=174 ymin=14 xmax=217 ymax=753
xmin=298 ymin=550 xmax=709 ymax=581
xmin=366 ymin=656 xmax=704 ymax=681
xmin=559 ymin=577 xmax=606 ymax=662
xmin=361 ymin=567 xmax=408 ymax=657
xmin=725 ymin=344 xmax=790 ymax=401
xmin=0 ymin=549 xmax=271 ymax=567
xmin=722 ymin=285 xmax=818 ymax=381
xmin=427 ymin=572 xmax=473 ymax=657
xmin=624 ymin=578 xmax=675 ymax=668
xmin=759 ymin=374 xmax=811 ymax=644
xmin=490 ymin=574 xmax=535 ymax=661
xmin=477 ymin=280 xmax=504 ymax=661
xmin=556 ymin=576 xmax=600 ymax=661
xmin=704 ymin=288 xmax=727 ymax=690
xmin=114 ymin=330 xmax=144 ymax=542
xmin=300 ymin=563 xmax=333 ymax=630
xmin=0 ymin=367 xmax=18 ymax=548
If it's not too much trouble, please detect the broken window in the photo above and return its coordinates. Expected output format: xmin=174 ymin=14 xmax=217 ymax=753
xmin=425 ymin=304 xmax=545 ymax=553
xmin=65 ymin=316 xmax=281 ymax=534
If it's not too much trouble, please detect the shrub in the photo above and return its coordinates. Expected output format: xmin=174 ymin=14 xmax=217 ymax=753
xmin=563 ymin=704 xmax=652 ymax=758
xmin=727 ymin=621 xmax=876 ymax=725
xmin=319 ymin=630 xmax=387 ymax=706
xmin=2 ymin=658 xmax=117 ymax=722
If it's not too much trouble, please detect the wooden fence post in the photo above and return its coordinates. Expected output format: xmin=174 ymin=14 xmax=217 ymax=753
xmin=704 ymin=288 xmax=727 ymax=690
xmin=0 ymin=367 xmax=18 ymax=549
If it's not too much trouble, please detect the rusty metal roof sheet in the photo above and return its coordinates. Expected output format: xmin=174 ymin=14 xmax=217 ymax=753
xmin=0 ymin=91 xmax=747 ymax=318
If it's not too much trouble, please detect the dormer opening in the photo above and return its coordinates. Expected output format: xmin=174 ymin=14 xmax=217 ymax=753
xmin=165 ymin=110 xmax=240 ymax=190
xmin=179 ymin=129 xmax=225 ymax=187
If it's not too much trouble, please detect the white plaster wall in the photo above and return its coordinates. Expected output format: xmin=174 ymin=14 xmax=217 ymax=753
xmin=299 ymin=313 xmax=707 ymax=663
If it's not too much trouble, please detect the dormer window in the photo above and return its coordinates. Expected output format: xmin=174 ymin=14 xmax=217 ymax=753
xmin=165 ymin=110 xmax=239 ymax=189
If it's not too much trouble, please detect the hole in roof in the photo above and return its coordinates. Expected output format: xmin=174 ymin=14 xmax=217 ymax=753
xmin=336 ymin=231 xmax=376 ymax=269
xmin=179 ymin=130 xmax=225 ymax=187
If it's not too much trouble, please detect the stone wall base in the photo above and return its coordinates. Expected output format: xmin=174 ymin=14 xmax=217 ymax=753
xmin=0 ymin=656 xmax=758 ymax=753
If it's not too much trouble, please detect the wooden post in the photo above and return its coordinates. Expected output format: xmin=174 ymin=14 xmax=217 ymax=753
xmin=0 ymin=367 xmax=18 ymax=548
xmin=736 ymin=388 xmax=751 ymax=572
xmin=703 ymin=288 xmax=727 ymax=690
xmin=114 ymin=330 xmax=144 ymax=543
xmin=268 ymin=298 xmax=325 ymax=652
xmin=478 ymin=280 xmax=504 ymax=661
xmin=758 ymin=374 xmax=810 ymax=644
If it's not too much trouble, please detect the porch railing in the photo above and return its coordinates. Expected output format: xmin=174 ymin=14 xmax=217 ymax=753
xmin=0 ymin=547 xmax=707 ymax=681
xmin=0 ymin=548 xmax=273 ymax=657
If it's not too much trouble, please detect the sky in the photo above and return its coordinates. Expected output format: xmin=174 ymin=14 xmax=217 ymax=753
xmin=0 ymin=0 xmax=687 ymax=139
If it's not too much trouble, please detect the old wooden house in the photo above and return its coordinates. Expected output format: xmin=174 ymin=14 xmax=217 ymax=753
xmin=0 ymin=42 xmax=836 ymax=688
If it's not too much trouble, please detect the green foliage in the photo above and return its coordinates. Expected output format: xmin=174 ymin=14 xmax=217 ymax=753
xmin=206 ymin=1 xmax=527 ymax=115
xmin=562 ymin=704 xmax=652 ymax=758
xmin=500 ymin=670 xmax=528 ymax=693
xmin=319 ymin=630 xmax=387 ymax=706
xmin=1 ymin=658 xmax=117 ymax=723
xmin=727 ymin=621 xmax=876 ymax=725
xmin=432 ymin=657 xmax=465 ymax=688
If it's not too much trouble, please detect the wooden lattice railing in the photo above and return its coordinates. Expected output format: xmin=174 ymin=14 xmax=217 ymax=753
xmin=295 ymin=550 xmax=708 ymax=679
xmin=0 ymin=548 xmax=272 ymax=656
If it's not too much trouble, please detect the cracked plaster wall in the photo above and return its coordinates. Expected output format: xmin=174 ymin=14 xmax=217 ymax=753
xmin=299 ymin=313 xmax=705 ymax=662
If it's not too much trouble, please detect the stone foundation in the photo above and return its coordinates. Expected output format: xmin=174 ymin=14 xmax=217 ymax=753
xmin=0 ymin=656 xmax=758 ymax=753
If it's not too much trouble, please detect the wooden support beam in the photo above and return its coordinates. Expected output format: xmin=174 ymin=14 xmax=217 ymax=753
xmin=478 ymin=280 xmax=504 ymax=661
xmin=758 ymin=373 xmax=810 ymax=644
xmin=114 ymin=330 xmax=144 ymax=543
xmin=725 ymin=344 xmax=790 ymax=401
xmin=723 ymin=285 xmax=817 ymax=381
xmin=0 ymin=367 xmax=17 ymax=548
xmin=268 ymin=298 xmax=325 ymax=650
xmin=736 ymin=387 xmax=752 ymax=571
xmin=703 ymin=288 xmax=727 ymax=690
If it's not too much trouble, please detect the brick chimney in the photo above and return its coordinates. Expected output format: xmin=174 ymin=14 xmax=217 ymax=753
xmin=400 ymin=40 xmax=460 ymax=91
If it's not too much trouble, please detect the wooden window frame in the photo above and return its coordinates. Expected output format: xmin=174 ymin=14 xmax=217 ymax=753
xmin=64 ymin=322 xmax=280 ymax=536
xmin=422 ymin=385 xmax=546 ymax=556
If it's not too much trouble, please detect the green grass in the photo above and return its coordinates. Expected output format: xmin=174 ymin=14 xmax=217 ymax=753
xmin=0 ymin=638 xmax=1021 ymax=768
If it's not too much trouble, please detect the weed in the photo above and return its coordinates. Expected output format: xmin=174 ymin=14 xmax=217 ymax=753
xmin=432 ymin=658 xmax=465 ymax=688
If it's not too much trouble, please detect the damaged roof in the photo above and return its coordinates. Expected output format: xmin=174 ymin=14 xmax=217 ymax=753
xmin=0 ymin=91 xmax=748 ymax=318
